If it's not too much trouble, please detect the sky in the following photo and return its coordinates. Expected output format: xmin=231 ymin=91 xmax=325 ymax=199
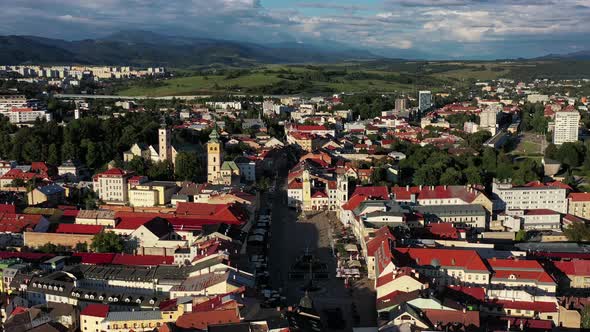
xmin=1 ymin=0 xmax=590 ymax=59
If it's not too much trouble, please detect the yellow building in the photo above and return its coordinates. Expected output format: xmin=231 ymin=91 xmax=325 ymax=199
xmin=128 ymin=181 xmax=178 ymax=207
xmin=207 ymin=128 xmax=223 ymax=184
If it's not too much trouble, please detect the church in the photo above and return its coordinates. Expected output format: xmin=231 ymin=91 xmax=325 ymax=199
xmin=207 ymin=127 xmax=240 ymax=186
xmin=123 ymin=124 xmax=178 ymax=166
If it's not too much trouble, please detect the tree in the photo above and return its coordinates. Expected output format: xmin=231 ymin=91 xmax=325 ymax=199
xmin=147 ymin=161 xmax=174 ymax=180
xmin=413 ymin=165 xmax=441 ymax=186
xmin=464 ymin=166 xmax=483 ymax=185
xmin=85 ymin=141 xmax=98 ymax=168
xmin=75 ymin=242 xmax=89 ymax=252
xmin=174 ymin=152 xmax=200 ymax=181
xmin=582 ymin=306 xmax=590 ymax=329
xmin=515 ymin=230 xmax=527 ymax=242
xmin=482 ymin=148 xmax=497 ymax=174
xmin=440 ymin=168 xmax=462 ymax=185
xmin=47 ymin=144 xmax=60 ymax=165
xmin=563 ymin=222 xmax=590 ymax=243
xmin=127 ymin=156 xmax=148 ymax=175
xmin=90 ymin=231 xmax=124 ymax=253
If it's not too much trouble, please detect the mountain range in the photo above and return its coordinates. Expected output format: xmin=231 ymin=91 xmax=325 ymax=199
xmin=535 ymin=50 xmax=590 ymax=60
xmin=0 ymin=30 xmax=378 ymax=67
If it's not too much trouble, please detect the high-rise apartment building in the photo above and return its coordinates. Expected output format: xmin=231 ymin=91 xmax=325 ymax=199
xmin=418 ymin=91 xmax=432 ymax=113
xmin=553 ymin=109 xmax=580 ymax=145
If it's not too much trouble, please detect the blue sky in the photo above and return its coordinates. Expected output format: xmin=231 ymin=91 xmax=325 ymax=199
xmin=2 ymin=0 xmax=590 ymax=59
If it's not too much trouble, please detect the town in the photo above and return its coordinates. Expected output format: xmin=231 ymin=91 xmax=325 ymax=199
xmin=0 ymin=67 xmax=589 ymax=332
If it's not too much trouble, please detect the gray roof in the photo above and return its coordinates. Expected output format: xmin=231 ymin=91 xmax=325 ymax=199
xmin=37 ymin=184 xmax=65 ymax=195
xmin=76 ymin=264 xmax=156 ymax=282
xmin=105 ymin=310 xmax=162 ymax=322
xmin=414 ymin=204 xmax=486 ymax=217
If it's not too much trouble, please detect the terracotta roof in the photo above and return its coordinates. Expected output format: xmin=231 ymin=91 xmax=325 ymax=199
xmin=353 ymin=186 xmax=389 ymax=199
xmin=97 ymin=168 xmax=128 ymax=176
xmin=524 ymin=209 xmax=559 ymax=216
xmin=488 ymin=299 xmax=557 ymax=313
xmin=568 ymin=192 xmax=590 ymax=202
xmin=366 ymin=226 xmax=396 ymax=258
xmin=392 ymin=185 xmax=480 ymax=203
xmin=311 ymin=191 xmax=328 ymax=198
xmin=175 ymin=307 xmax=240 ymax=330
xmin=423 ymin=309 xmax=480 ymax=328
xmin=0 ymin=213 xmax=43 ymax=233
xmin=288 ymin=180 xmax=303 ymax=189
xmin=112 ymin=254 xmax=173 ymax=266
xmin=341 ymin=194 xmax=368 ymax=211
xmin=425 ymin=223 xmax=459 ymax=239
xmin=393 ymin=248 xmax=489 ymax=271
xmin=55 ymin=224 xmax=104 ymax=235
xmin=554 ymin=260 xmax=590 ymax=277
xmin=447 ymin=286 xmax=486 ymax=302
xmin=80 ymin=304 xmax=109 ymax=318
xmin=0 ymin=204 xmax=16 ymax=214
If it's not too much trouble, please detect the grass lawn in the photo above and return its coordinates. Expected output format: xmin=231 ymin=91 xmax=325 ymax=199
xmin=117 ymin=73 xmax=284 ymax=96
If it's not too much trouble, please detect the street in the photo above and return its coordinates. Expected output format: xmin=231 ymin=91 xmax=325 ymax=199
xmin=266 ymin=178 xmax=376 ymax=330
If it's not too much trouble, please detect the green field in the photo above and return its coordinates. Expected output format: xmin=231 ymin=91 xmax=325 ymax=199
xmin=115 ymin=60 xmax=590 ymax=96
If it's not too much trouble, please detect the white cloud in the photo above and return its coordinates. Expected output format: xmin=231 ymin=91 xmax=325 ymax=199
xmin=1 ymin=0 xmax=590 ymax=58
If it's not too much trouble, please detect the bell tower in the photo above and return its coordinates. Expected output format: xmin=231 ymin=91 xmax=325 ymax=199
xmin=207 ymin=127 xmax=223 ymax=183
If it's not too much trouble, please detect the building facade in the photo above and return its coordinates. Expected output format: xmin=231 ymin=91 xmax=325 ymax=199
xmin=553 ymin=110 xmax=580 ymax=145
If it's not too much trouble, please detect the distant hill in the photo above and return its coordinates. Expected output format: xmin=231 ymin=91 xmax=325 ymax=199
xmin=0 ymin=30 xmax=378 ymax=66
xmin=535 ymin=50 xmax=590 ymax=60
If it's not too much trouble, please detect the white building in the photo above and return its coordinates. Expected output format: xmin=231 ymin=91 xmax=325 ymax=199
xmin=553 ymin=109 xmax=580 ymax=145
xmin=92 ymin=168 xmax=132 ymax=205
xmin=492 ymin=179 xmax=568 ymax=214
xmin=1 ymin=108 xmax=50 ymax=124
xmin=479 ymin=106 xmax=499 ymax=135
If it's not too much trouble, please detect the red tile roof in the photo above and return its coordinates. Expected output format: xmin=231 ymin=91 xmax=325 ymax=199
xmin=55 ymin=224 xmax=104 ymax=235
xmin=175 ymin=307 xmax=241 ymax=330
xmin=366 ymin=226 xmax=396 ymax=258
xmin=341 ymin=194 xmax=368 ymax=211
xmin=554 ymin=260 xmax=590 ymax=277
xmin=524 ymin=209 xmax=559 ymax=216
xmin=488 ymin=299 xmax=557 ymax=313
xmin=0 ymin=168 xmax=40 ymax=181
xmin=394 ymin=248 xmax=488 ymax=271
xmin=353 ymin=186 xmax=389 ymax=199
xmin=568 ymin=192 xmax=590 ymax=202
xmin=80 ymin=304 xmax=109 ymax=318
xmin=0 ymin=213 xmax=43 ymax=233
xmin=447 ymin=286 xmax=486 ymax=302
xmin=0 ymin=204 xmax=16 ymax=214
xmin=175 ymin=203 xmax=246 ymax=224
xmin=73 ymin=252 xmax=116 ymax=265
xmin=0 ymin=251 xmax=54 ymax=261
xmin=392 ymin=185 xmax=480 ymax=203
xmin=426 ymin=223 xmax=459 ymax=239
xmin=112 ymin=254 xmax=173 ymax=266
xmin=97 ymin=168 xmax=128 ymax=176
xmin=288 ymin=180 xmax=303 ymax=189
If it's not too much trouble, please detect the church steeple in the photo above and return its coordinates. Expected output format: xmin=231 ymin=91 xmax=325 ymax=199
xmin=207 ymin=126 xmax=223 ymax=183
xmin=208 ymin=126 xmax=220 ymax=143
